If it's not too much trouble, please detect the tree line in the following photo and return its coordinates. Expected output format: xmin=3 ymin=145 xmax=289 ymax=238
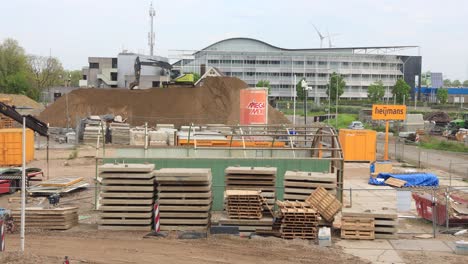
xmin=0 ymin=38 xmax=81 ymax=101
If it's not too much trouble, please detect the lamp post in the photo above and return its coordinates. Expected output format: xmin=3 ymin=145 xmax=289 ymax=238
xmin=20 ymin=116 xmax=26 ymax=252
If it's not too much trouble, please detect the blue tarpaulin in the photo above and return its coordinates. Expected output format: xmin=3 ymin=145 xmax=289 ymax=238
xmin=369 ymin=173 xmax=439 ymax=187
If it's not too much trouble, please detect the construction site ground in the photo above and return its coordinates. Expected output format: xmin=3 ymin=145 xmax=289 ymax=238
xmin=0 ymin=145 xmax=467 ymax=263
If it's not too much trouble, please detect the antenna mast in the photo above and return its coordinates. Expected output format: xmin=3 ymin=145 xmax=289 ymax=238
xmin=148 ymin=2 xmax=156 ymax=56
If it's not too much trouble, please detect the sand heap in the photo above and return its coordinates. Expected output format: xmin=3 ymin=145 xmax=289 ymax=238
xmin=39 ymin=77 xmax=290 ymax=127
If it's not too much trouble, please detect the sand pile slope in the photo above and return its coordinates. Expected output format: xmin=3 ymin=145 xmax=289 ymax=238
xmin=39 ymin=77 xmax=289 ymax=127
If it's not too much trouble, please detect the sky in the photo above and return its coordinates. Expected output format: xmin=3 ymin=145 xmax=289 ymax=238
xmin=1 ymin=0 xmax=468 ymax=80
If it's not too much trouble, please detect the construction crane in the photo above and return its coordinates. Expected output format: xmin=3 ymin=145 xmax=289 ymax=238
xmin=129 ymin=56 xmax=195 ymax=90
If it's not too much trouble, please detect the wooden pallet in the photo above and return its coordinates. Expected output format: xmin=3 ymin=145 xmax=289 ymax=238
xmin=305 ymin=186 xmax=342 ymax=222
xmin=276 ymin=201 xmax=319 ymax=239
xmin=341 ymin=229 xmax=375 ymax=240
xmin=342 ymin=210 xmax=398 ymax=239
xmin=284 ymin=171 xmax=337 ymax=202
xmin=384 ymin=177 xmax=407 ymax=188
xmin=225 ymin=190 xmax=263 ymax=220
xmin=155 ymin=168 xmax=212 ymax=232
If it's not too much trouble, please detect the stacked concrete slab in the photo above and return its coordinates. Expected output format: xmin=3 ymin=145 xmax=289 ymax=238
xmin=154 ymin=168 xmax=212 ymax=232
xmin=11 ymin=207 xmax=78 ymax=230
xmin=83 ymin=120 xmax=103 ymax=144
xmin=98 ymin=163 xmax=155 ymax=231
xmin=149 ymin=130 xmax=168 ymax=146
xmin=225 ymin=167 xmax=276 ymax=214
xmin=110 ymin=122 xmax=130 ymax=145
xmin=130 ymin=128 xmax=146 ymax=146
xmin=283 ymin=171 xmax=336 ymax=201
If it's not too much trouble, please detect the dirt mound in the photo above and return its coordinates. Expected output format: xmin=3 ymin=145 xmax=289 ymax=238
xmin=39 ymin=77 xmax=290 ymax=127
xmin=0 ymin=93 xmax=44 ymax=115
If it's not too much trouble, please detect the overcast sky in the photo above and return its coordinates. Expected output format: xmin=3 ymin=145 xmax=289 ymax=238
xmin=2 ymin=0 xmax=467 ymax=80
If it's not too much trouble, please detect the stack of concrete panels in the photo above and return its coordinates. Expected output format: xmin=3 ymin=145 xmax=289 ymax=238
xmin=149 ymin=130 xmax=168 ymax=146
xmin=110 ymin=122 xmax=130 ymax=145
xmin=283 ymin=171 xmax=336 ymax=201
xmin=156 ymin=124 xmax=175 ymax=130
xmin=11 ymin=207 xmax=78 ymax=230
xmin=158 ymin=128 xmax=177 ymax=146
xmin=130 ymin=128 xmax=146 ymax=146
xmin=225 ymin=167 xmax=276 ymax=214
xmin=83 ymin=121 xmax=103 ymax=144
xmin=154 ymin=168 xmax=212 ymax=232
xmin=98 ymin=163 xmax=155 ymax=231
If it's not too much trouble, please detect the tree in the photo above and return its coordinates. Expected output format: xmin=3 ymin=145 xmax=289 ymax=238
xmin=63 ymin=70 xmax=82 ymax=87
xmin=443 ymin=79 xmax=452 ymax=87
xmin=0 ymin=38 xmax=30 ymax=93
xmin=296 ymin=78 xmax=305 ymax=101
xmin=463 ymin=80 xmax=468 ymax=87
xmin=367 ymin=80 xmax=385 ymax=102
xmin=391 ymin=78 xmax=411 ymax=104
xmin=27 ymin=55 xmax=64 ymax=92
xmin=452 ymin=80 xmax=461 ymax=87
xmin=436 ymin=88 xmax=448 ymax=104
xmin=326 ymin=72 xmax=345 ymax=101
xmin=256 ymin=80 xmax=270 ymax=94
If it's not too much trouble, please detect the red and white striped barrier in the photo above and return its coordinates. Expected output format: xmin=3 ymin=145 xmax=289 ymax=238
xmin=154 ymin=203 xmax=160 ymax=232
xmin=0 ymin=220 xmax=5 ymax=252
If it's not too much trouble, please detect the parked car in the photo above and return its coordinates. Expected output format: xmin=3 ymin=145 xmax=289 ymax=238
xmin=348 ymin=121 xmax=364 ymax=130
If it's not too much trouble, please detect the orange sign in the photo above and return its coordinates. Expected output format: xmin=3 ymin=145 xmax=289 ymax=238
xmin=240 ymin=88 xmax=268 ymax=125
xmin=372 ymin=105 xmax=407 ymax=120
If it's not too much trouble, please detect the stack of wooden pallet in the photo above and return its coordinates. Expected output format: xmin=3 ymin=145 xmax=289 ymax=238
xmin=154 ymin=168 xmax=212 ymax=232
xmin=225 ymin=190 xmax=263 ymax=219
xmin=276 ymin=201 xmax=319 ymax=239
xmin=340 ymin=216 xmax=375 ymax=240
xmin=98 ymin=163 xmax=155 ymax=231
xmin=110 ymin=122 xmax=130 ymax=145
xmin=11 ymin=207 xmax=78 ymax=230
xmin=305 ymin=186 xmax=342 ymax=222
xmin=283 ymin=171 xmax=336 ymax=202
xmin=225 ymin=167 xmax=276 ymax=214
xmin=342 ymin=210 xmax=398 ymax=239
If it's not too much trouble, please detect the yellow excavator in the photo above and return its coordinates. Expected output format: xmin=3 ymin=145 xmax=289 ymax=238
xmin=129 ymin=56 xmax=195 ymax=89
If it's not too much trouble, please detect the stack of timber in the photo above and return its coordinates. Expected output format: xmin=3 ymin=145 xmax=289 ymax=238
xmin=305 ymin=186 xmax=342 ymax=222
xmin=225 ymin=190 xmax=263 ymax=219
xmin=340 ymin=217 xmax=375 ymax=240
xmin=83 ymin=120 xmax=103 ymax=144
xmin=98 ymin=163 xmax=155 ymax=231
xmin=28 ymin=176 xmax=89 ymax=195
xmin=225 ymin=167 xmax=276 ymax=214
xmin=276 ymin=201 xmax=319 ymax=239
xmin=11 ymin=207 xmax=78 ymax=230
xmin=154 ymin=168 xmax=212 ymax=232
xmin=110 ymin=122 xmax=130 ymax=145
xmin=283 ymin=171 xmax=336 ymax=202
xmin=342 ymin=210 xmax=398 ymax=239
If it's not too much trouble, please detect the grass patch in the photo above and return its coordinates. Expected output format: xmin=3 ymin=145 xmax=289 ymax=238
xmin=420 ymin=137 xmax=468 ymax=153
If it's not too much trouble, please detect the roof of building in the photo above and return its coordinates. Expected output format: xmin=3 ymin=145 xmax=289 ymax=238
xmin=196 ymin=37 xmax=418 ymax=54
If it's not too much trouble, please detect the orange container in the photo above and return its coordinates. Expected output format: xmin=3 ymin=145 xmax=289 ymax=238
xmin=0 ymin=128 xmax=35 ymax=166
xmin=339 ymin=129 xmax=376 ymax=162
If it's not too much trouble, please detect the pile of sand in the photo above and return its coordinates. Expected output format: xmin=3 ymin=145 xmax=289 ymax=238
xmin=0 ymin=93 xmax=44 ymax=115
xmin=39 ymin=77 xmax=289 ymax=127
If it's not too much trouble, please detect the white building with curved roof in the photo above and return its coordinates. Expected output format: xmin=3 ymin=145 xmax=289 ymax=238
xmin=173 ymin=38 xmax=421 ymax=99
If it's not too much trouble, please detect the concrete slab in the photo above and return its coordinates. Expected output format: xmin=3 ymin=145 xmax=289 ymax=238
xmin=336 ymin=239 xmax=393 ymax=250
xmin=390 ymin=239 xmax=452 ymax=252
xmin=342 ymin=248 xmax=404 ymax=263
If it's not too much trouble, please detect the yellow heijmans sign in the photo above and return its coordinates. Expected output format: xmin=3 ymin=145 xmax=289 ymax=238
xmin=372 ymin=105 xmax=407 ymax=120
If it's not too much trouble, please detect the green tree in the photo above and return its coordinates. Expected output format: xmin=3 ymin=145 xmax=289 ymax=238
xmin=296 ymin=78 xmax=305 ymax=101
xmin=326 ymin=72 xmax=345 ymax=101
xmin=367 ymin=80 xmax=385 ymax=102
xmin=436 ymin=88 xmax=448 ymax=104
xmin=463 ymin=80 xmax=468 ymax=87
xmin=192 ymin=72 xmax=200 ymax=83
xmin=256 ymin=80 xmax=270 ymax=94
xmin=452 ymin=80 xmax=461 ymax=87
xmin=0 ymin=38 xmax=31 ymax=94
xmin=391 ymin=78 xmax=411 ymax=104
xmin=64 ymin=70 xmax=82 ymax=86
xmin=27 ymin=55 xmax=64 ymax=92
xmin=443 ymin=79 xmax=452 ymax=87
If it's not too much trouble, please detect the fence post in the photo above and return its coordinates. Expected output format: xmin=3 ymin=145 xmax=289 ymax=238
xmin=449 ymin=161 xmax=452 ymax=187
xmin=445 ymin=188 xmax=449 ymax=230
xmin=432 ymin=188 xmax=437 ymax=238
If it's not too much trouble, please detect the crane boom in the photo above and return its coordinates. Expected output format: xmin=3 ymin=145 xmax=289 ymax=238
xmin=0 ymin=102 xmax=48 ymax=137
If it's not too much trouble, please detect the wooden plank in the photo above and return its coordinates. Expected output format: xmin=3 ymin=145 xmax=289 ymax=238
xmin=385 ymin=177 xmax=407 ymax=188
xmin=341 ymin=229 xmax=375 ymax=240
xmin=101 ymin=178 xmax=154 ymax=185
xmin=100 ymin=199 xmax=154 ymax=205
xmin=98 ymin=225 xmax=152 ymax=231
xmin=40 ymin=177 xmax=84 ymax=187
xmin=99 ymin=172 xmax=154 ymax=179
xmin=100 ymin=192 xmax=155 ymax=198
xmin=98 ymin=219 xmax=152 ymax=225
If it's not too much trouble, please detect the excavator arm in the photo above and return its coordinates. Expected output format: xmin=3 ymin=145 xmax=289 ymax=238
xmin=0 ymin=102 xmax=48 ymax=137
xmin=129 ymin=56 xmax=172 ymax=90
